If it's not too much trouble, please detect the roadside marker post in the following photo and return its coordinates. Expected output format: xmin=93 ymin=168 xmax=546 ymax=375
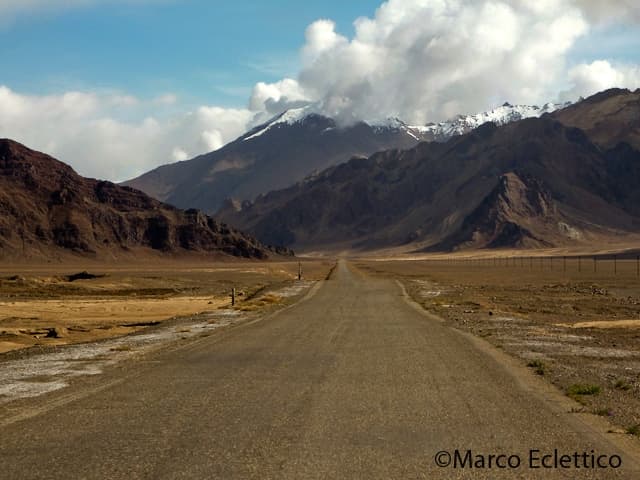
xmin=231 ymin=288 xmax=236 ymax=307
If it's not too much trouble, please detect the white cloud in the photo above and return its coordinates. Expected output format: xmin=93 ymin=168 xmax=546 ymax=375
xmin=302 ymin=19 xmax=348 ymax=62
xmin=292 ymin=0 xmax=594 ymax=124
xmin=561 ymin=60 xmax=640 ymax=100
xmin=249 ymin=78 xmax=310 ymax=118
xmin=171 ymin=147 xmax=188 ymax=162
xmin=0 ymin=85 xmax=255 ymax=181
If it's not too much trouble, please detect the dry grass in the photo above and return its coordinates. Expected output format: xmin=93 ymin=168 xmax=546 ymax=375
xmin=0 ymin=259 xmax=334 ymax=353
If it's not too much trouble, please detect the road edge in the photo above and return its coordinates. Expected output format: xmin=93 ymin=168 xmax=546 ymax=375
xmin=395 ymin=278 xmax=640 ymax=471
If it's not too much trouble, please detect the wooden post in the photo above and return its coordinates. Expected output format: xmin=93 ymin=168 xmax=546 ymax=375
xmin=298 ymin=261 xmax=302 ymax=280
xmin=231 ymin=288 xmax=236 ymax=307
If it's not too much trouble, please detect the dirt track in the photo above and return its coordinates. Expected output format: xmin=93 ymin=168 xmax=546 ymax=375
xmin=1 ymin=260 xmax=639 ymax=479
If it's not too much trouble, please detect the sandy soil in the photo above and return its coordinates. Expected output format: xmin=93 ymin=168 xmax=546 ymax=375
xmin=0 ymin=296 xmax=228 ymax=353
xmin=0 ymin=259 xmax=334 ymax=354
xmin=357 ymin=255 xmax=640 ymax=438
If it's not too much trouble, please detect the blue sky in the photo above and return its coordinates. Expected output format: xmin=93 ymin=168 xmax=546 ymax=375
xmin=0 ymin=0 xmax=382 ymax=107
xmin=0 ymin=0 xmax=638 ymax=181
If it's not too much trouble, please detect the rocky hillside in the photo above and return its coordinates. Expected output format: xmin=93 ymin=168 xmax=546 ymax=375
xmin=220 ymin=91 xmax=640 ymax=252
xmin=431 ymin=173 xmax=562 ymax=250
xmin=552 ymin=88 xmax=640 ymax=150
xmin=0 ymin=139 xmax=288 ymax=260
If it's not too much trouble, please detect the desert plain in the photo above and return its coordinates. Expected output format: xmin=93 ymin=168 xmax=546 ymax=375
xmin=0 ymin=258 xmax=335 ymax=354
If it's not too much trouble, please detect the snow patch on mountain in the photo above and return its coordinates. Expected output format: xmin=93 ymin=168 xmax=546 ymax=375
xmin=409 ymin=102 xmax=572 ymax=140
xmin=243 ymin=106 xmax=318 ymax=141
xmin=242 ymin=101 xmax=573 ymax=144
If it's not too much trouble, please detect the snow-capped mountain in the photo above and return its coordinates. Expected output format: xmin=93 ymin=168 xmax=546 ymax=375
xmin=242 ymin=106 xmax=421 ymax=143
xmin=408 ymin=102 xmax=572 ymax=141
xmin=242 ymin=106 xmax=319 ymax=141
xmin=124 ymin=109 xmax=421 ymax=213
xmin=124 ymin=99 xmax=574 ymax=214
xmin=242 ymin=101 xmax=573 ymax=145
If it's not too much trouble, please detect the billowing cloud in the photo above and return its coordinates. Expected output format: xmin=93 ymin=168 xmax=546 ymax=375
xmin=294 ymin=0 xmax=592 ymax=124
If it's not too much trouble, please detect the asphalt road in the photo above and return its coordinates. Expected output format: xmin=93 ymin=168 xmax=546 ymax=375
xmin=1 ymin=261 xmax=639 ymax=479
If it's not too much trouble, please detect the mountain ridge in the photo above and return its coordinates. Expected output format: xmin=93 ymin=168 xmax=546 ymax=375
xmin=0 ymin=139 xmax=289 ymax=260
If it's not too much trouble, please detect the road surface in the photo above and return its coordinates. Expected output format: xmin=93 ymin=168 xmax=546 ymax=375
xmin=1 ymin=261 xmax=639 ymax=479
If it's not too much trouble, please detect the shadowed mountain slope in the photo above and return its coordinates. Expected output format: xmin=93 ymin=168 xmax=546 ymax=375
xmin=0 ymin=139 xmax=288 ymax=260
xmin=553 ymin=88 xmax=640 ymax=150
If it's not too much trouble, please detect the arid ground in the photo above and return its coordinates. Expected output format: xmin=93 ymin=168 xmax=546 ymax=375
xmin=1 ymin=258 xmax=640 ymax=479
xmin=356 ymin=253 xmax=640 ymax=439
xmin=0 ymin=258 xmax=334 ymax=354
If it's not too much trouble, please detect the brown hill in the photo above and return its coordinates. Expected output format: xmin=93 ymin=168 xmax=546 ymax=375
xmin=220 ymin=98 xmax=640 ymax=252
xmin=553 ymin=88 xmax=640 ymax=150
xmin=431 ymin=172 xmax=566 ymax=250
xmin=0 ymin=139 xmax=288 ymax=260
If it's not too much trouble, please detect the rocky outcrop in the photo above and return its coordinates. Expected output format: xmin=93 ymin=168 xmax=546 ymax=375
xmin=431 ymin=173 xmax=557 ymax=250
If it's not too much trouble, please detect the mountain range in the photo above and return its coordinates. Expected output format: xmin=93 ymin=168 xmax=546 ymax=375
xmin=0 ymin=139 xmax=288 ymax=260
xmin=123 ymin=102 xmax=567 ymax=214
xmin=218 ymin=89 xmax=640 ymax=252
xmin=3 ymin=88 xmax=638 ymax=258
